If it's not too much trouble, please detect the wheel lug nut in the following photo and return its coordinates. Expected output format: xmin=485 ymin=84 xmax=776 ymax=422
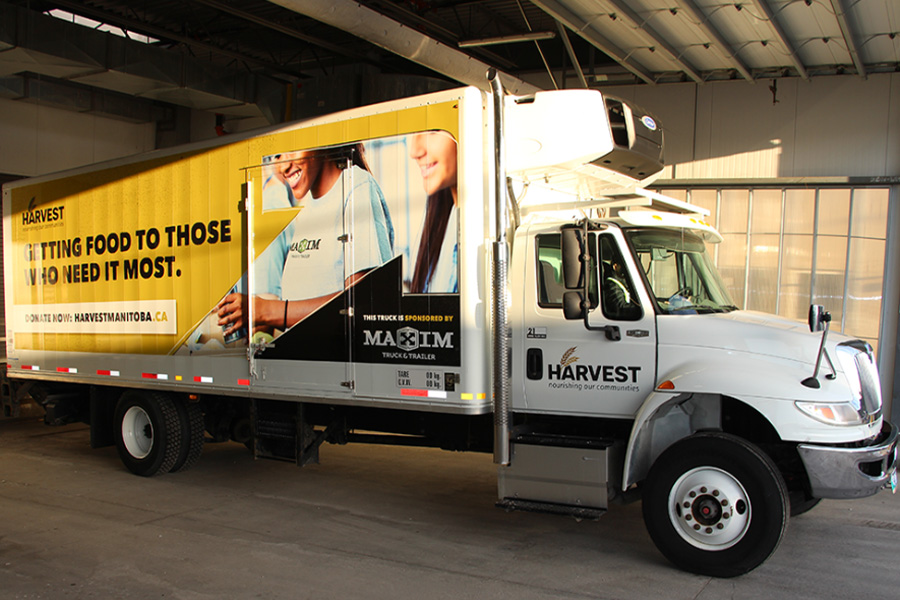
xmin=716 ymin=523 xmax=724 ymax=530
xmin=721 ymin=499 xmax=728 ymax=506
xmin=712 ymin=490 xmax=720 ymax=497
xmin=685 ymin=514 xmax=692 ymax=521
xmin=700 ymin=487 xmax=708 ymax=493
xmin=705 ymin=528 xmax=713 ymax=534
xmin=723 ymin=513 xmax=730 ymax=519
xmin=683 ymin=502 xmax=690 ymax=509
xmin=689 ymin=491 xmax=696 ymax=498
xmin=693 ymin=524 xmax=701 ymax=531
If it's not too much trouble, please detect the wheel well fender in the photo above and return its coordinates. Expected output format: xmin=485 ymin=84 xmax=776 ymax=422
xmin=623 ymin=393 xmax=782 ymax=490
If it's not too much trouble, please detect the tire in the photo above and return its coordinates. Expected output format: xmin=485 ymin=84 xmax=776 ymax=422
xmin=170 ymin=399 xmax=204 ymax=473
xmin=114 ymin=391 xmax=182 ymax=477
xmin=642 ymin=432 xmax=789 ymax=577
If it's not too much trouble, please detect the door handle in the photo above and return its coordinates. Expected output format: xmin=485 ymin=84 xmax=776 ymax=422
xmin=526 ymin=348 xmax=543 ymax=380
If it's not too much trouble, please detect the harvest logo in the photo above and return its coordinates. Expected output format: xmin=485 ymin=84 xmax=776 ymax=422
xmin=560 ymin=346 xmax=579 ymax=368
xmin=548 ymin=346 xmax=641 ymax=383
xmin=22 ymin=197 xmax=65 ymax=227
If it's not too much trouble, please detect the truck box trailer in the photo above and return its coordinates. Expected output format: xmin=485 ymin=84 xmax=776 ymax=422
xmin=3 ymin=74 xmax=897 ymax=577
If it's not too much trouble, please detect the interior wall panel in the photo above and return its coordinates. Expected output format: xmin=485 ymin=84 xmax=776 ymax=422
xmin=793 ymin=76 xmax=892 ymax=176
xmin=603 ymin=73 xmax=899 ymax=180
xmin=889 ymin=75 xmax=900 ymax=177
xmin=0 ymin=97 xmax=155 ymax=178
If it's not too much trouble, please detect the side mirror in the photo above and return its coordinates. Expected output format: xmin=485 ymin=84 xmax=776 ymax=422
xmin=561 ymin=228 xmax=585 ymax=290
xmin=808 ymin=304 xmax=831 ymax=333
xmin=802 ymin=304 xmax=835 ymax=388
xmin=563 ymin=291 xmax=585 ymax=320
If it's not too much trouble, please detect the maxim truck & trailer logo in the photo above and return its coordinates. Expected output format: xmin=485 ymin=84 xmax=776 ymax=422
xmin=363 ymin=326 xmax=454 ymax=361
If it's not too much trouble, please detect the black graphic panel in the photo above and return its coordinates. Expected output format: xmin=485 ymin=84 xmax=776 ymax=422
xmin=259 ymin=257 xmax=460 ymax=366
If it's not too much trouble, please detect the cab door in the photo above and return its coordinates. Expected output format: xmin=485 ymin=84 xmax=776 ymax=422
xmin=519 ymin=226 xmax=656 ymax=418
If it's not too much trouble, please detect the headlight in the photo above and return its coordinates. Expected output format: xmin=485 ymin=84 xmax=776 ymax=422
xmin=795 ymin=401 xmax=867 ymax=426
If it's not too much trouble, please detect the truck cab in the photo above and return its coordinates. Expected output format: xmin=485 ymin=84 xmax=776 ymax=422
xmin=504 ymin=200 xmax=897 ymax=577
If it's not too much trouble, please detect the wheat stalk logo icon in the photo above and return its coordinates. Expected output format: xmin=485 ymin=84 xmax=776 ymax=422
xmin=560 ymin=346 xmax=579 ymax=367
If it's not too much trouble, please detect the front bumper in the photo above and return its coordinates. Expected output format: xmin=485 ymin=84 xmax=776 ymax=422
xmin=797 ymin=421 xmax=898 ymax=499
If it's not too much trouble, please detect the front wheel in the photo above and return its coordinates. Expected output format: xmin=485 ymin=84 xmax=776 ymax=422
xmin=642 ymin=433 xmax=789 ymax=577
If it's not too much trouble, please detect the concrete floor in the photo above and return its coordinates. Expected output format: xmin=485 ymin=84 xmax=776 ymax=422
xmin=2 ymin=414 xmax=899 ymax=600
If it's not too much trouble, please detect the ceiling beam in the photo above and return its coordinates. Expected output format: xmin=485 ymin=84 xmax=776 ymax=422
xmin=747 ymin=0 xmax=809 ymax=80
xmin=673 ymin=0 xmax=754 ymax=81
xmin=267 ymin=0 xmax=540 ymax=94
xmin=191 ymin=0 xmax=376 ymax=64
xmin=363 ymin=1 xmax=518 ymax=70
xmin=46 ymin=0 xmax=309 ymax=78
xmin=603 ymin=0 xmax=703 ymax=84
xmin=828 ymin=0 xmax=866 ymax=78
xmin=530 ymin=0 xmax=655 ymax=85
xmin=556 ymin=21 xmax=588 ymax=88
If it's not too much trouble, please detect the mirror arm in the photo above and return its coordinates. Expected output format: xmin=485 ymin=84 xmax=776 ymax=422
xmin=802 ymin=308 xmax=833 ymax=388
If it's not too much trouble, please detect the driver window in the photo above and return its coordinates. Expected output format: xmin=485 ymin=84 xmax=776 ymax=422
xmin=536 ymin=235 xmax=565 ymax=307
xmin=535 ymin=234 xmax=598 ymax=309
xmin=598 ymin=235 xmax=642 ymax=321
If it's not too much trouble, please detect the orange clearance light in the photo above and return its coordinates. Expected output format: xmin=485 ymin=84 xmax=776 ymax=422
xmin=657 ymin=380 xmax=676 ymax=391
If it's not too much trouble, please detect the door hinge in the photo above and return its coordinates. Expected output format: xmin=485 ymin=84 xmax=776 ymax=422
xmin=339 ymin=307 xmax=354 ymax=317
xmin=340 ymin=380 xmax=355 ymax=390
xmin=338 ymin=234 xmax=351 ymax=243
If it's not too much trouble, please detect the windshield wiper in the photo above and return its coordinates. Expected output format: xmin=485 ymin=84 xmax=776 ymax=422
xmin=668 ymin=305 xmax=733 ymax=315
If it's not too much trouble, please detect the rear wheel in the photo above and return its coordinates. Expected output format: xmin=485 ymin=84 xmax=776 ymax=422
xmin=115 ymin=391 xmax=181 ymax=477
xmin=170 ymin=400 xmax=204 ymax=473
xmin=642 ymin=433 xmax=789 ymax=577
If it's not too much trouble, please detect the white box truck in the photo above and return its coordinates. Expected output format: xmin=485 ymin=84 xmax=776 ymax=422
xmin=3 ymin=73 xmax=896 ymax=577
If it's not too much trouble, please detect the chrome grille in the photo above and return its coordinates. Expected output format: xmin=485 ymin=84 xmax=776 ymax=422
xmin=854 ymin=350 xmax=883 ymax=417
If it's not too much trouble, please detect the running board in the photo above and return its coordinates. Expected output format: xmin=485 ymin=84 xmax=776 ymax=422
xmin=496 ymin=498 xmax=606 ymax=520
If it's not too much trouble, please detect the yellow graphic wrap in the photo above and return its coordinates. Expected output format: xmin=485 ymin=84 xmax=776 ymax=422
xmin=8 ymin=99 xmax=460 ymax=355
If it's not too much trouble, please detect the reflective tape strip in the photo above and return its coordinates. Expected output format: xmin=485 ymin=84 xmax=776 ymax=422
xmin=401 ymin=389 xmax=447 ymax=399
xmin=194 ymin=376 xmax=213 ymax=383
xmin=141 ymin=372 xmax=169 ymax=380
xmin=56 ymin=367 xmax=78 ymax=374
xmin=96 ymin=370 xmax=120 ymax=377
xmin=237 ymin=378 xmax=250 ymax=386
xmin=21 ymin=365 xmax=40 ymax=371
